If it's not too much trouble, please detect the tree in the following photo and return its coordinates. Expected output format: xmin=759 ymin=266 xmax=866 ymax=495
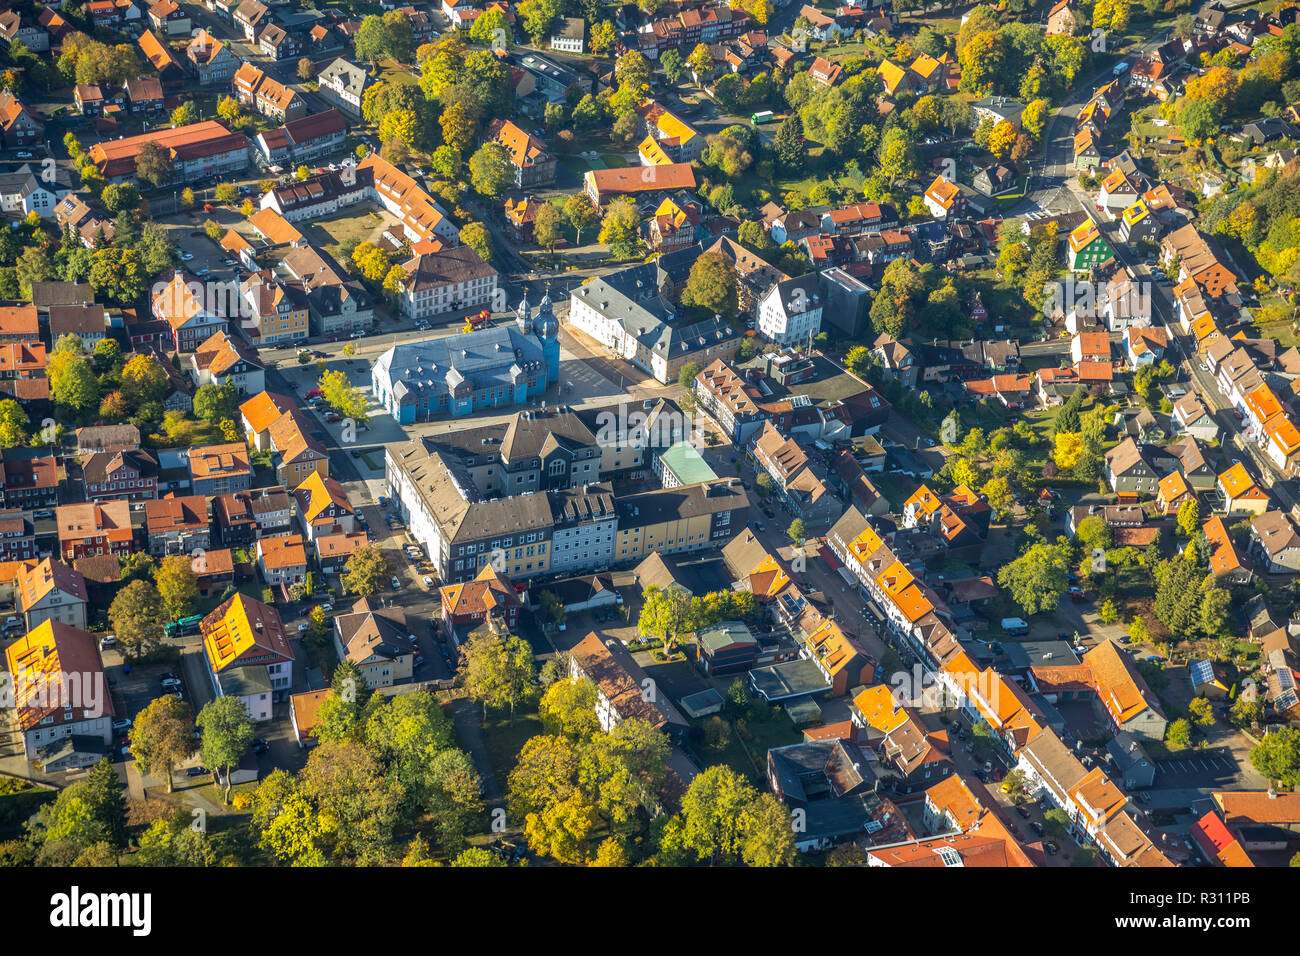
xmin=0 ymin=399 xmax=28 ymax=448
xmin=101 ymin=182 xmax=139 ymax=214
xmin=87 ymin=246 xmax=145 ymax=304
xmin=154 ymin=555 xmax=199 ymax=622
xmin=193 ymin=382 xmax=237 ymax=424
xmin=459 ymin=223 xmax=493 ymax=264
xmin=564 ymin=193 xmax=600 ymax=245
xmin=704 ymin=124 xmax=757 ymax=179
xmin=317 ymin=368 xmax=369 ymax=420
xmin=687 ymin=43 xmax=714 ymax=84
xmin=197 ymin=696 xmax=255 ymax=805
xmin=997 ymin=541 xmax=1070 ymax=615
xmin=1229 ymin=695 xmax=1262 ymax=730
xmin=773 ymin=113 xmax=808 ymax=173
xmin=314 ymin=661 xmax=375 ymax=744
xmin=459 ymin=629 xmax=535 ymax=718
xmin=129 ymin=694 xmax=195 ymax=793
xmin=121 ymin=353 xmax=168 ymax=406
xmin=1053 ymin=431 xmax=1084 ymax=471
xmin=465 ymin=143 xmax=509 ymax=197
xmin=599 ymin=197 xmax=642 ymax=259
xmin=638 ymin=584 xmax=694 ymax=641
xmin=1250 ymin=727 xmax=1300 ymax=786
xmin=214 ymin=182 xmax=239 ymax=204
xmin=48 ymin=348 xmax=99 ymax=419
xmin=787 ymin=518 xmax=807 ymax=545
xmin=539 ymin=677 xmax=601 ymax=740
xmin=533 ymin=203 xmax=565 ymax=253
xmin=661 ymin=48 xmax=686 ymax=85
xmin=343 ymin=542 xmax=391 ymax=598
xmin=109 ymin=580 xmax=168 ymax=659
xmin=520 ymin=0 xmax=563 ymax=44
xmin=679 ymin=765 xmax=758 ymax=864
xmin=681 ymin=252 xmax=739 ymax=319
xmin=1166 ymin=717 xmax=1193 ymax=750
xmin=1188 ymin=697 xmax=1215 ymax=728
xmin=740 ymin=792 xmax=796 ymax=866
xmin=1176 ymin=498 xmax=1201 ymax=539
xmin=298 ymin=57 xmax=314 ymax=81
xmin=170 ymin=100 xmax=199 ymax=128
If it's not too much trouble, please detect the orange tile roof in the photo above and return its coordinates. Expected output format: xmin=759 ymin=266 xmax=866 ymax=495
xmin=853 ymin=683 xmax=908 ymax=734
xmin=239 ymin=390 xmax=297 ymax=434
xmin=1083 ymin=640 xmax=1161 ymax=725
xmin=257 ymin=533 xmax=307 ymax=571
xmin=189 ymin=442 xmax=251 ymax=481
xmin=247 ymin=207 xmax=303 ymax=246
xmin=1217 ymin=462 xmax=1257 ymax=498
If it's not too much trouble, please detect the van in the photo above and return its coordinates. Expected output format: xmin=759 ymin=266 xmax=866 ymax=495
xmin=1001 ymin=617 xmax=1029 ymax=636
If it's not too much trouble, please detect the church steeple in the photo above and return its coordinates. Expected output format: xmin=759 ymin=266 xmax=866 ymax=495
xmin=515 ymin=292 xmax=532 ymax=334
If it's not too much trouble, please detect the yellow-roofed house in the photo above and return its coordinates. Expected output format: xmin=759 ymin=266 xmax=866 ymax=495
xmin=200 ymin=592 xmax=295 ymax=719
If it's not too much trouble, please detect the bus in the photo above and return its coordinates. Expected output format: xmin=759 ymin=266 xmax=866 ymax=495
xmin=751 ymin=110 xmax=775 ymax=125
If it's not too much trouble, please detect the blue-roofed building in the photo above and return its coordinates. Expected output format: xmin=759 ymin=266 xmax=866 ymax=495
xmin=372 ymin=294 xmax=560 ymax=422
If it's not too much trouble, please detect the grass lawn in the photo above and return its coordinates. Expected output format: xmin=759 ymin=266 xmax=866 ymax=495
xmin=305 ymin=206 xmax=390 ymax=264
xmin=376 ymin=59 xmax=417 ymax=87
xmin=695 ymin=707 xmax=801 ymax=783
xmin=478 ymin=707 xmax=543 ymax=794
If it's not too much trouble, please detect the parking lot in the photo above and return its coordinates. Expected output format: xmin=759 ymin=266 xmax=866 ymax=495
xmin=1152 ymin=747 xmax=1239 ymax=785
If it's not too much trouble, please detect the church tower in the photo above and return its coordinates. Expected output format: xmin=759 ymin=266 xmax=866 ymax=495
xmin=536 ymin=287 xmax=560 ymax=383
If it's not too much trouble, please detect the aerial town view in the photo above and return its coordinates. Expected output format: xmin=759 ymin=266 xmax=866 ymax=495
xmin=0 ymin=0 xmax=1295 ymax=903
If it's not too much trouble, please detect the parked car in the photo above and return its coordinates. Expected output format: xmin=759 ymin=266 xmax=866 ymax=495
xmin=186 ymin=765 xmax=208 ymax=777
xmin=391 ymin=576 xmax=401 ymax=590
xmin=324 ymin=412 xmax=341 ymax=423
xmin=251 ymin=738 xmax=269 ymax=754
xmin=423 ymin=576 xmax=434 ymax=588
xmin=112 ymin=717 xmax=132 ymax=733
xmin=318 ymin=603 xmax=333 ymax=614
xmin=99 ymin=634 xmax=117 ymax=649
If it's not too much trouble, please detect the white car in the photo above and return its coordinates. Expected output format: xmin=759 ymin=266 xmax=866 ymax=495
xmin=15 ymin=151 xmax=32 ymax=159
xmin=179 ymin=252 xmax=194 ymax=261
xmin=319 ymin=603 xmax=333 ymax=614
xmin=298 ymin=622 xmax=309 ymax=632
xmin=391 ymin=576 xmax=401 ymax=590
xmin=422 ymin=576 xmax=434 ymax=588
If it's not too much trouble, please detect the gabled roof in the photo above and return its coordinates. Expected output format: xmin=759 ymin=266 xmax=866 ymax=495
xmin=201 ymin=592 xmax=294 ymax=673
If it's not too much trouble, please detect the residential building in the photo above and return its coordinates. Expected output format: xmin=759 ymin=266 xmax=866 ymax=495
xmin=17 ymin=558 xmax=88 ymax=631
xmin=187 ymin=29 xmax=240 ymax=85
xmin=293 ymin=471 xmax=356 ymax=542
xmin=333 ymin=598 xmax=413 ymax=688
xmin=316 ymin=57 xmax=369 ymax=117
xmin=145 ymin=495 xmax=210 ymax=557
xmin=569 ymin=630 xmax=688 ymax=743
xmin=82 ymin=448 xmax=158 ymax=503
xmin=200 ymin=592 xmax=295 ymax=717
xmin=255 ymin=533 xmax=308 ymax=589
xmin=189 ymin=442 xmax=252 ymax=496
xmin=6 ymin=621 xmax=112 ymax=768
xmin=57 ymin=501 xmax=133 ymax=562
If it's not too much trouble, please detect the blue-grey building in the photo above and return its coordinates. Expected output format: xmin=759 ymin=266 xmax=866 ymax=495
xmin=372 ymin=294 xmax=560 ymax=423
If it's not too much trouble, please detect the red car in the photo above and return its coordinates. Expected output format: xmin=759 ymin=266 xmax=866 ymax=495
xmin=304 ymin=388 xmax=323 ymax=399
